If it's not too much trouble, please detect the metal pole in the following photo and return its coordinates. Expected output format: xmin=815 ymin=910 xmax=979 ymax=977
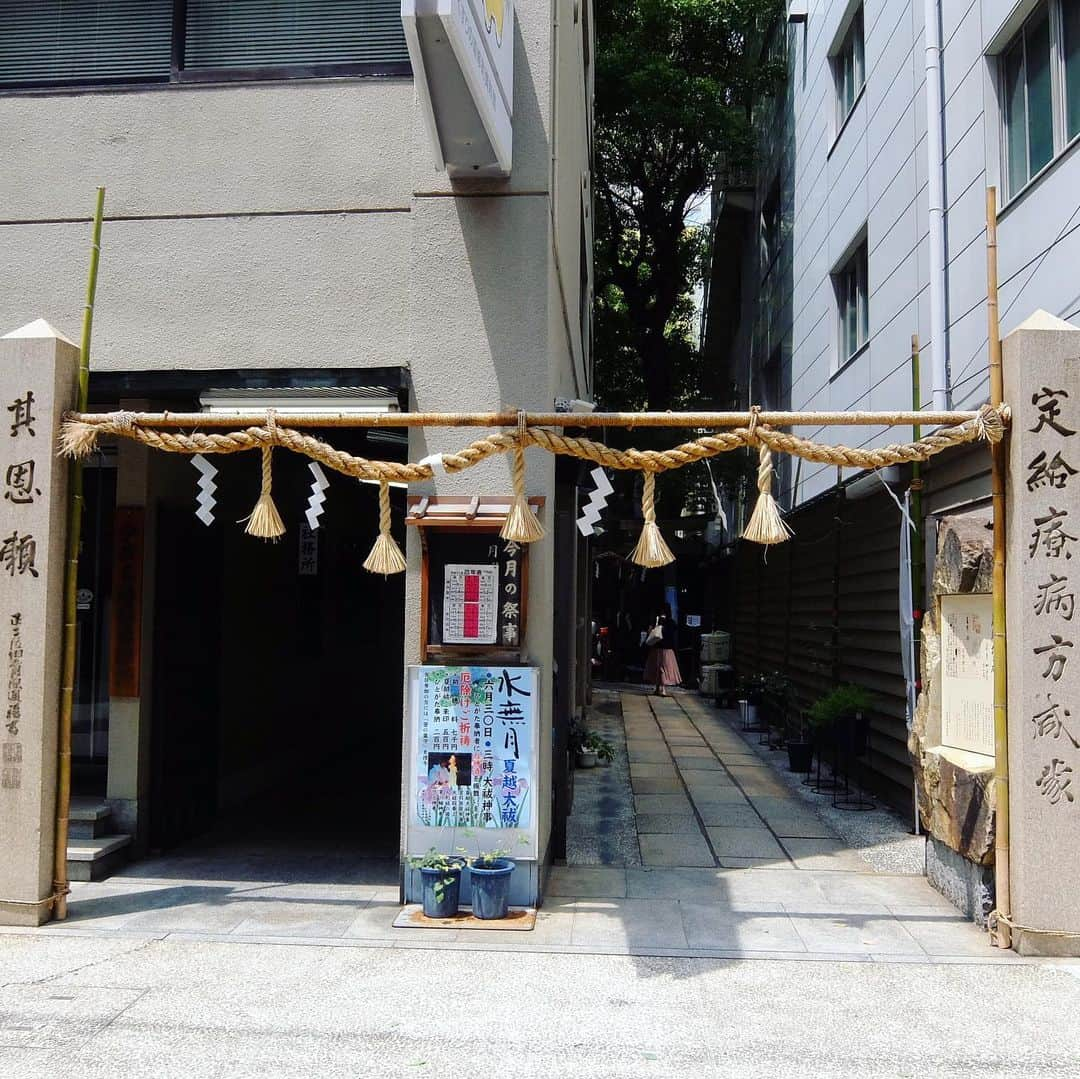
xmin=69 ymin=407 xmax=990 ymax=431
xmin=986 ymin=186 xmax=1011 ymax=949
xmin=53 ymin=186 xmax=105 ymax=920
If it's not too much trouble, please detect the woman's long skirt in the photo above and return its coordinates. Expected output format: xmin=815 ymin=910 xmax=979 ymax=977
xmin=643 ymin=647 xmax=682 ymax=688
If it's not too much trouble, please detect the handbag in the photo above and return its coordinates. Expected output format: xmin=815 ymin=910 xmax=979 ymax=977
xmin=645 ymin=622 xmax=664 ymax=647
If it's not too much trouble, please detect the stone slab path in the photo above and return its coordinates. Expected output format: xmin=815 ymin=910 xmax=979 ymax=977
xmin=8 ymin=688 xmax=1047 ymax=965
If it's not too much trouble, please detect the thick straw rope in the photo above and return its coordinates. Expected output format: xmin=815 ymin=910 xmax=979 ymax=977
xmin=742 ymin=409 xmax=793 ymax=546
xmin=363 ymin=478 xmax=408 ymax=575
xmin=242 ymin=410 xmax=286 ymax=540
xmin=59 ymin=403 xmax=1007 ymax=555
xmin=630 ymin=471 xmax=675 ymax=567
xmin=501 ymin=412 xmax=545 ymax=543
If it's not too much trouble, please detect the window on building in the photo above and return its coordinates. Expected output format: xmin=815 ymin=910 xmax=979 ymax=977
xmin=832 ymin=7 xmax=865 ymax=128
xmin=0 ymin=0 xmax=409 ymax=89
xmin=834 ymin=241 xmax=868 ymax=365
xmin=1001 ymin=0 xmax=1080 ymax=200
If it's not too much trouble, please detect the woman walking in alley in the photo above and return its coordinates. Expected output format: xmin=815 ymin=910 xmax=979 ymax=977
xmin=643 ymin=604 xmax=682 ymax=696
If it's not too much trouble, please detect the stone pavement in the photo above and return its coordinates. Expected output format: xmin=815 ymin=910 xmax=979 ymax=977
xmin=0 ymin=687 xmax=1034 ymax=964
xmin=6 ymin=689 xmax=1080 ymax=1076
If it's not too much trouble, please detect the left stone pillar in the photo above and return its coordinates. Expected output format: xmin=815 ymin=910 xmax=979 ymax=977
xmin=0 ymin=319 xmax=78 ymax=926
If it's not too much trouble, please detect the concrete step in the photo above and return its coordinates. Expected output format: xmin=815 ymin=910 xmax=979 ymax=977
xmin=67 ymin=834 xmax=132 ymax=882
xmin=69 ymin=796 xmax=113 ymax=839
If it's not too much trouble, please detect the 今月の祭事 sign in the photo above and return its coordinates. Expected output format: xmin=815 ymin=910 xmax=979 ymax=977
xmin=411 ymin=665 xmax=537 ymax=842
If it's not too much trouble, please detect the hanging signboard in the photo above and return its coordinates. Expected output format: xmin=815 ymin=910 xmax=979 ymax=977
xmin=401 ymin=0 xmax=515 ymax=176
xmin=408 ymin=664 xmax=538 ymax=857
xmin=414 ymin=522 xmax=526 ymax=658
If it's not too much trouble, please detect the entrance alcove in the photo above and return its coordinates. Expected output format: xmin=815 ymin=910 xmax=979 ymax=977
xmin=77 ymin=426 xmax=408 ymax=885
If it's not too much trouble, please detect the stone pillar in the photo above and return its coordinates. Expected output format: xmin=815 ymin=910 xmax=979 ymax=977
xmin=0 ymin=319 xmax=78 ymax=926
xmin=1004 ymin=310 xmax=1080 ymax=955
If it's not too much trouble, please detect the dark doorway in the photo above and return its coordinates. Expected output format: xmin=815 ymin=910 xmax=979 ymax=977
xmin=148 ymin=430 xmax=406 ymax=868
xmin=72 ymin=454 xmax=117 ymax=798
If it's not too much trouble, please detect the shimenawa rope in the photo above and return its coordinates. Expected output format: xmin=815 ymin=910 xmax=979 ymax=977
xmin=59 ymin=403 xmax=1008 ymax=566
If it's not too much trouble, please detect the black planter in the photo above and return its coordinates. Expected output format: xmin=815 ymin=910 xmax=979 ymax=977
xmin=836 ymin=712 xmax=870 ymax=756
xmin=786 ymin=740 xmax=814 ymax=773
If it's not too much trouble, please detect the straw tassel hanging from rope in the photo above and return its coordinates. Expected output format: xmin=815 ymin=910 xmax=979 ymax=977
xmin=242 ymin=412 xmax=286 ymax=541
xmin=500 ymin=413 xmax=546 ymax=544
xmin=364 ymin=478 xmax=407 ymax=575
xmin=742 ymin=421 xmax=793 ymax=546
xmin=630 ymin=471 xmax=675 ymax=567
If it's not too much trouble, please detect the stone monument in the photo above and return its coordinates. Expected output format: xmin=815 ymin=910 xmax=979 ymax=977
xmin=1003 ymin=310 xmax=1080 ymax=955
xmin=0 ymin=320 xmax=78 ymax=926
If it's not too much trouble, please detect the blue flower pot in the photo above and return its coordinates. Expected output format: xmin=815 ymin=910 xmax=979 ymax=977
xmin=468 ymin=859 xmax=516 ymax=920
xmin=419 ymin=864 xmax=462 ymax=918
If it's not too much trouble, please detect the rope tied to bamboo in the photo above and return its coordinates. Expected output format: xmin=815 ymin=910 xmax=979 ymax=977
xmin=58 ymin=402 xmax=1011 ymax=548
xmin=500 ymin=410 xmax=545 ymax=544
xmin=242 ymin=409 xmax=286 ymax=540
xmin=363 ymin=478 xmax=407 ymax=575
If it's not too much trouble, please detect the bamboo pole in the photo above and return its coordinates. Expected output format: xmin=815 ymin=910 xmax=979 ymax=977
xmin=53 ymin=186 xmax=105 ymax=921
xmin=986 ymin=186 xmax=1011 ymax=949
xmin=910 ymin=334 xmax=925 ymax=710
xmin=68 ymin=408 xmax=990 ymax=431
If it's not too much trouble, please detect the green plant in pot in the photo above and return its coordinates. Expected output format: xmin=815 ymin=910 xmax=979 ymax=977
xmin=808 ymin=684 xmax=874 ymax=756
xmin=408 ymin=847 xmax=466 ymax=919
xmin=785 ymin=707 xmax=814 ymax=774
xmin=571 ymin=720 xmax=615 ymax=768
xmin=458 ymin=832 xmax=530 ymax=920
xmin=763 ymin=671 xmax=796 ymax=749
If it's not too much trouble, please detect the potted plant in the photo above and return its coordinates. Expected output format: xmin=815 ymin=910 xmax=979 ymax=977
xmin=571 ymin=721 xmax=614 ymax=768
xmin=784 ymin=708 xmax=814 ymax=774
xmin=585 ymin=731 xmax=615 ymax=764
xmin=808 ymin=684 xmax=874 ymax=756
xmin=762 ymin=671 xmax=794 ymax=750
xmin=460 ymin=833 xmax=529 ymax=920
xmin=408 ymin=848 xmax=465 ymax=919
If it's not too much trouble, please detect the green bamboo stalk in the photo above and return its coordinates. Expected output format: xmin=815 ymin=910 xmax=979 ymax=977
xmin=53 ymin=186 xmax=105 ymax=921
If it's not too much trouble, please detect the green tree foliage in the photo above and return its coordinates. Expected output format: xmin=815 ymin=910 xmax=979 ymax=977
xmin=594 ymin=0 xmax=784 ymax=413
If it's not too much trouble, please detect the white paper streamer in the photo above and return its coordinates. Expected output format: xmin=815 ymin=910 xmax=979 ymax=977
xmin=576 ymin=466 xmax=613 ymax=536
xmin=192 ymin=454 xmax=218 ymax=527
xmin=305 ymin=462 xmax=330 ymax=530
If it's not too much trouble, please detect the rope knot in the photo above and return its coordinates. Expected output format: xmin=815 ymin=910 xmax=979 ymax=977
xmin=747 ymin=405 xmax=762 ymax=445
xmin=114 ymin=410 xmax=137 ymax=433
xmin=266 ymin=409 xmax=279 ymax=445
xmin=975 ymin=403 xmax=1006 ymax=444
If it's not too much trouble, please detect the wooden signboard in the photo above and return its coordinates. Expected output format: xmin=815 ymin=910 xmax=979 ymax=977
xmin=109 ymin=507 xmax=144 ymax=698
xmin=407 ymin=496 xmax=542 ymax=663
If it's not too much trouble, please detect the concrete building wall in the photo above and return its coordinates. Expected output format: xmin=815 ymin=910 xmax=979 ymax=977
xmin=0 ymin=0 xmax=592 ymax=902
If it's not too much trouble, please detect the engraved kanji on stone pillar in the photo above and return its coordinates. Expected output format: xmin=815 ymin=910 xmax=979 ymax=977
xmin=0 ymin=320 xmax=78 ymax=926
xmin=1004 ymin=310 xmax=1080 ymax=956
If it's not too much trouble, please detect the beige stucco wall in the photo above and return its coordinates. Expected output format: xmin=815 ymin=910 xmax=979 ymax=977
xmin=0 ymin=1 xmax=592 ymax=901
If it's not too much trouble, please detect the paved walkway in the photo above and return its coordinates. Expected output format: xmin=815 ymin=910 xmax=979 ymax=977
xmin=5 ymin=689 xmax=1042 ymax=964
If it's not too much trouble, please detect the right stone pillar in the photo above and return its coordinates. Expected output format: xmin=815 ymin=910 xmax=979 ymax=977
xmin=1004 ymin=309 xmax=1080 ymax=955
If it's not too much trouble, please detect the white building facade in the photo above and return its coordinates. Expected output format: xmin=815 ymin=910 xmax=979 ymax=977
xmin=717 ymin=0 xmax=1080 ymax=810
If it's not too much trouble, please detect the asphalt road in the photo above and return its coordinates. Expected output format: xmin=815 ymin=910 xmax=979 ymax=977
xmin=2 ymin=934 xmax=1080 ymax=1078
